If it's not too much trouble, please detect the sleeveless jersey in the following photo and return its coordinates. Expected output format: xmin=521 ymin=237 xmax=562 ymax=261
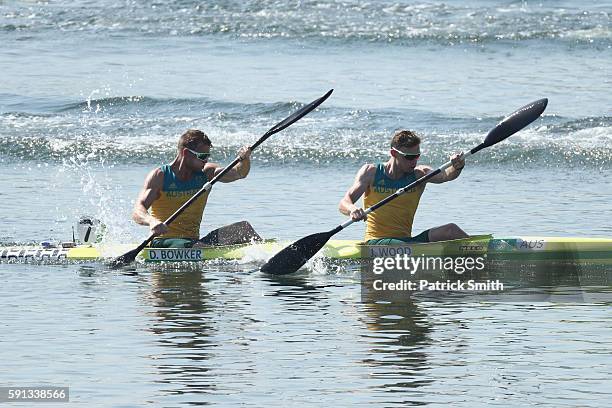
xmin=150 ymin=165 xmax=209 ymax=239
xmin=364 ymin=163 xmax=424 ymax=241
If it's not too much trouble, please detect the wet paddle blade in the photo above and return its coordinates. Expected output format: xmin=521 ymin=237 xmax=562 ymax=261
xmin=263 ymin=98 xmax=549 ymax=276
xmin=109 ymin=90 xmax=333 ymax=268
xmin=483 ymin=98 xmax=548 ymax=147
xmin=109 ymin=247 xmax=141 ymax=268
xmin=260 ymin=230 xmax=336 ymax=275
xmin=252 ymin=89 xmax=334 ymax=149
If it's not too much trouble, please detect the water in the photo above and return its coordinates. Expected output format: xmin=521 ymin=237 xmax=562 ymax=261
xmin=1 ymin=0 xmax=611 ymax=406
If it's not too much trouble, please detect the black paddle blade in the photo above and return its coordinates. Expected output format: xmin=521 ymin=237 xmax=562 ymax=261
xmin=251 ymin=89 xmax=334 ymax=150
xmin=482 ymin=98 xmax=548 ymax=148
xmin=260 ymin=230 xmax=336 ymax=275
xmin=109 ymin=247 xmax=141 ymax=268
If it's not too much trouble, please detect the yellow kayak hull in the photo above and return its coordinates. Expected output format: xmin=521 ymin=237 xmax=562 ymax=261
xmin=1 ymin=235 xmax=612 ymax=264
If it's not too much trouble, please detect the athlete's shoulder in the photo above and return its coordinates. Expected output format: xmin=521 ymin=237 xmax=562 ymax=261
xmin=203 ymin=162 xmax=219 ymax=170
xmin=359 ymin=163 xmax=378 ymax=175
xmin=357 ymin=163 xmax=377 ymax=178
xmin=414 ymin=164 xmax=432 ymax=178
xmin=148 ymin=166 xmax=166 ymax=180
xmin=143 ymin=167 xmax=165 ymax=189
xmin=351 ymin=163 xmax=375 ymax=187
xmin=202 ymin=162 xmax=219 ymax=178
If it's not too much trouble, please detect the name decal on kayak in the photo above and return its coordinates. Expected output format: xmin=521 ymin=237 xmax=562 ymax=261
xmin=147 ymin=248 xmax=204 ymax=261
xmin=368 ymin=246 xmax=412 ymax=257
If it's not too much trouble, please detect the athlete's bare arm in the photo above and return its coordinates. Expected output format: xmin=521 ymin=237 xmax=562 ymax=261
xmin=206 ymin=146 xmax=252 ymax=183
xmin=204 ymin=159 xmax=250 ymax=183
xmin=132 ymin=168 xmax=168 ymax=236
xmin=418 ymin=152 xmax=465 ymax=184
xmin=339 ymin=164 xmax=377 ymax=221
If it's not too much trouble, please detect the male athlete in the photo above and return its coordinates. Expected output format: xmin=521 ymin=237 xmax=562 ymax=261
xmin=339 ymin=130 xmax=468 ymax=244
xmin=132 ymin=129 xmax=262 ymax=248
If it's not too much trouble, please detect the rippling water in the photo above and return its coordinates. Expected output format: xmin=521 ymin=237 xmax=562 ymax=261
xmin=3 ymin=0 xmax=610 ymax=45
xmin=2 ymin=264 xmax=611 ymax=406
xmin=1 ymin=0 xmax=611 ymax=406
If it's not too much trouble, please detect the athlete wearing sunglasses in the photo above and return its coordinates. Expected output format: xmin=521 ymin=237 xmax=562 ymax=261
xmin=339 ymin=129 xmax=468 ymax=245
xmin=391 ymin=147 xmax=421 ymax=161
xmin=185 ymin=147 xmax=211 ymax=162
xmin=132 ymin=129 xmax=262 ymax=248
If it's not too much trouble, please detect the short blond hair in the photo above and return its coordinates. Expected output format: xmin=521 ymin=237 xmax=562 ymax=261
xmin=178 ymin=129 xmax=212 ymax=152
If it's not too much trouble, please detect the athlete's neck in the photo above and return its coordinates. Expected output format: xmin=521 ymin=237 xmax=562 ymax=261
xmin=384 ymin=159 xmax=411 ymax=180
xmin=170 ymin=156 xmax=197 ymax=181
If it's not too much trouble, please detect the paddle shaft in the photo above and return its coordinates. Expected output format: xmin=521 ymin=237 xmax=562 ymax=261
xmin=336 ymin=150 xmax=476 ymax=232
xmin=139 ymin=94 xmax=332 ymax=250
xmin=113 ymin=89 xmax=334 ymax=265
xmin=259 ymin=98 xmax=547 ymax=275
xmin=333 ymin=99 xmax=548 ymax=233
xmin=154 ymin=91 xmax=334 ymax=235
xmin=131 ymin=155 xmax=249 ymax=254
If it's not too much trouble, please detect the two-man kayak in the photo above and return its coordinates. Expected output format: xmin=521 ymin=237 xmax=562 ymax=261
xmin=2 ymin=235 xmax=612 ymax=265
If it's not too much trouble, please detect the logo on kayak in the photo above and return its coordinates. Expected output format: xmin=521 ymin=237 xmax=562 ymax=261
xmin=0 ymin=248 xmax=69 ymax=259
xmin=459 ymin=244 xmax=485 ymax=252
xmin=516 ymin=238 xmax=546 ymax=251
xmin=146 ymin=248 xmax=204 ymax=262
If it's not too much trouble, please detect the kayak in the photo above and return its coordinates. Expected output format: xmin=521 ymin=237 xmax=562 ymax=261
xmin=1 ymin=235 xmax=612 ymax=265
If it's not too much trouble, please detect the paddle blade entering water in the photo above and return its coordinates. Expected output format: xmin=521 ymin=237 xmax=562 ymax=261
xmin=109 ymin=247 xmax=141 ymax=268
xmin=260 ymin=230 xmax=336 ymax=275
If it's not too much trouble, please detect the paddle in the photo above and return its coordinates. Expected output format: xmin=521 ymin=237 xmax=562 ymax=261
xmin=261 ymin=98 xmax=548 ymax=275
xmin=111 ymin=89 xmax=334 ymax=267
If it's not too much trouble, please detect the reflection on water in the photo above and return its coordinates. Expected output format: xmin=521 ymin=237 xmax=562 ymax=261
xmin=1 ymin=261 xmax=610 ymax=406
xmin=262 ymin=273 xmax=342 ymax=303
xmin=358 ymin=294 xmax=434 ymax=392
xmin=361 ymin=256 xmax=612 ymax=304
xmin=146 ymin=267 xmax=218 ymax=395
